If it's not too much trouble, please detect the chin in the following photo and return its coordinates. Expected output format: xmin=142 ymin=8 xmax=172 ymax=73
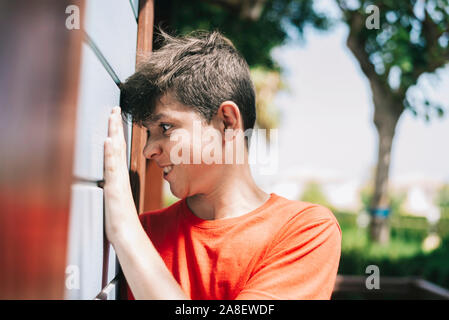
xmin=169 ymin=183 xmax=188 ymax=200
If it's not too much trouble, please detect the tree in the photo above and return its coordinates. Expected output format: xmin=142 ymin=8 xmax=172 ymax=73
xmin=335 ymin=0 xmax=449 ymax=243
xmin=161 ymin=0 xmax=330 ymax=68
xmin=154 ymin=0 xmax=331 ymax=131
xmin=250 ymin=67 xmax=284 ymax=139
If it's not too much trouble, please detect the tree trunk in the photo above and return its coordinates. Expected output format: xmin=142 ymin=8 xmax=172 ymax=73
xmin=370 ymin=124 xmax=395 ymax=243
xmin=369 ymin=86 xmax=402 ymax=244
xmin=343 ymin=10 xmax=406 ymax=244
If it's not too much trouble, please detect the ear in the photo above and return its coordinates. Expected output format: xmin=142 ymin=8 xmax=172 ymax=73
xmin=216 ymin=101 xmax=242 ymax=133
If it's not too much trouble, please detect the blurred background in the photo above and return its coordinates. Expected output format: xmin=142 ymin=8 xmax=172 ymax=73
xmin=160 ymin=0 xmax=449 ymax=298
xmin=1 ymin=0 xmax=448 ymax=299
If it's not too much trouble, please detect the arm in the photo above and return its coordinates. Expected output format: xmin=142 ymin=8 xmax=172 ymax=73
xmin=103 ymin=106 xmax=188 ymax=300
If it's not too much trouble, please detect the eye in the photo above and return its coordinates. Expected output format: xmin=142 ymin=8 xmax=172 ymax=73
xmin=146 ymin=129 xmax=151 ymax=138
xmin=160 ymin=123 xmax=172 ymax=133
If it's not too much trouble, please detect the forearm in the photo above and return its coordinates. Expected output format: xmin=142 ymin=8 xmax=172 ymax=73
xmin=103 ymin=107 xmax=187 ymax=299
xmin=110 ymin=215 xmax=189 ymax=300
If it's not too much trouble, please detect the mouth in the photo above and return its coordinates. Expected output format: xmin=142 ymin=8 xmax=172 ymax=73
xmin=162 ymin=165 xmax=174 ymax=178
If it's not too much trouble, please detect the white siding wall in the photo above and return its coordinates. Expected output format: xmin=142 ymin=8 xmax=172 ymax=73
xmin=65 ymin=0 xmax=138 ymax=300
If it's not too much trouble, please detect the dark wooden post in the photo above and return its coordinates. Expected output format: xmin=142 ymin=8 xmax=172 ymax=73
xmin=141 ymin=0 xmax=173 ymax=212
xmin=129 ymin=0 xmax=164 ymax=214
xmin=119 ymin=0 xmax=160 ymax=300
xmin=129 ymin=0 xmax=164 ymax=213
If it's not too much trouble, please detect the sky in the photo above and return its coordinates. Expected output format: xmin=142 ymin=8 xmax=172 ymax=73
xmin=254 ymin=21 xmax=449 ymax=200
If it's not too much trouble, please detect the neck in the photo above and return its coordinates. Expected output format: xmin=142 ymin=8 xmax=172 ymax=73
xmin=186 ymin=163 xmax=269 ymax=221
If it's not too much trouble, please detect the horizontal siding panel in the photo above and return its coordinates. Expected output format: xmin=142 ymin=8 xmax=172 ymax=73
xmin=84 ymin=0 xmax=137 ymax=82
xmin=73 ymin=43 xmax=120 ymax=181
xmin=65 ymin=184 xmax=104 ymax=300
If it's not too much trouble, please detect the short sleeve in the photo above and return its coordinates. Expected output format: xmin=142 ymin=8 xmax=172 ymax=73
xmin=235 ymin=206 xmax=341 ymax=300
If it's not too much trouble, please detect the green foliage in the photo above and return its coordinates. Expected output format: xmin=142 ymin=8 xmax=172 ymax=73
xmin=337 ymin=208 xmax=449 ymax=239
xmin=437 ymin=215 xmax=449 ymax=237
xmin=250 ymin=67 xmax=284 ymax=131
xmin=165 ymin=0 xmax=449 ymax=119
xmin=433 ymin=184 xmax=449 ymax=220
xmin=169 ymin=0 xmax=281 ymax=69
xmin=167 ymin=0 xmax=449 ymax=116
xmin=339 ymin=225 xmax=423 ymax=261
xmin=165 ymin=0 xmax=332 ymax=70
xmin=336 ymin=218 xmax=449 ymax=290
xmin=300 ymin=181 xmax=332 ymax=208
xmin=436 ymin=184 xmax=449 ymax=207
xmin=163 ymin=190 xmax=179 ymax=208
xmin=337 ymin=0 xmax=449 ymax=119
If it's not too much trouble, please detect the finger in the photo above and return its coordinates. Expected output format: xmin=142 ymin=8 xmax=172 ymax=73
xmin=112 ymin=106 xmax=121 ymax=114
xmin=114 ymin=107 xmax=126 ymax=140
xmin=108 ymin=111 xmax=118 ymax=137
xmin=108 ymin=108 xmax=126 ymax=142
xmin=104 ymin=133 xmax=127 ymax=178
xmin=103 ymin=137 xmax=117 ymax=182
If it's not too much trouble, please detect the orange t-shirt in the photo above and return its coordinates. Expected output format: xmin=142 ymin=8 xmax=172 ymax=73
xmin=127 ymin=193 xmax=341 ymax=300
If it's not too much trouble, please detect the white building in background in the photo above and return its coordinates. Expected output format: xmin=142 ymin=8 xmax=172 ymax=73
xmin=404 ymin=186 xmax=432 ymax=216
xmin=254 ymin=160 xmax=446 ymax=219
xmin=394 ymin=173 xmax=442 ymax=219
xmin=403 ymin=185 xmax=441 ymax=223
xmin=256 ymin=164 xmax=364 ymax=211
xmin=323 ymin=179 xmax=362 ymax=211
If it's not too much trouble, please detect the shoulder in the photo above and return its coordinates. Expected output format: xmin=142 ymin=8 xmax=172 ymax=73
xmin=138 ymin=198 xmax=184 ymax=229
xmin=239 ymin=195 xmax=342 ymax=300
xmin=271 ymin=193 xmax=339 ymax=225
xmin=268 ymin=194 xmax=342 ymax=245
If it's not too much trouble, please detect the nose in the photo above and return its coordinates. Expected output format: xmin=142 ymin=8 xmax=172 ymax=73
xmin=142 ymin=138 xmax=162 ymax=160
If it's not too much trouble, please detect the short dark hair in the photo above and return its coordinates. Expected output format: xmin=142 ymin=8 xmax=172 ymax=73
xmin=120 ymin=30 xmax=256 ymax=133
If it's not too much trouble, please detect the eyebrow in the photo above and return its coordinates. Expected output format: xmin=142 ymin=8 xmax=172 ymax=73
xmin=145 ymin=113 xmax=171 ymax=125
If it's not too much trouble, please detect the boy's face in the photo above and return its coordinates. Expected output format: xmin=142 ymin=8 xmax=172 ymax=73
xmin=142 ymin=93 xmax=226 ymax=199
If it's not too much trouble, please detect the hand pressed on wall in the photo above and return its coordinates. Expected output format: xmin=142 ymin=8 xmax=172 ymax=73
xmin=102 ymin=109 xmax=188 ymax=300
xmin=103 ymin=106 xmax=138 ymax=245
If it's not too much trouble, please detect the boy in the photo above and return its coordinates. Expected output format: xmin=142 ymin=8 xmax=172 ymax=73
xmin=103 ymin=31 xmax=341 ymax=300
